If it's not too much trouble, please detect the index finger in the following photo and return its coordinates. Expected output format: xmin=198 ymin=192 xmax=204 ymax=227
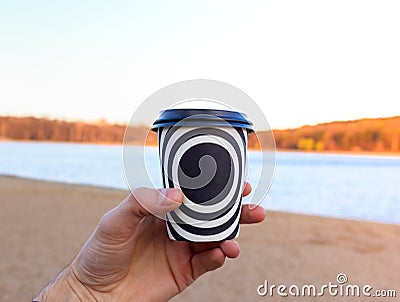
xmin=240 ymin=204 xmax=266 ymax=224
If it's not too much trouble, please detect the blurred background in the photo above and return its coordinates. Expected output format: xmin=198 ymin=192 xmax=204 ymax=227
xmin=0 ymin=1 xmax=399 ymax=301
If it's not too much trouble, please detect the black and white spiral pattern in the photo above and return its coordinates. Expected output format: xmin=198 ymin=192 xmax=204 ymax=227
xmin=158 ymin=125 xmax=247 ymax=242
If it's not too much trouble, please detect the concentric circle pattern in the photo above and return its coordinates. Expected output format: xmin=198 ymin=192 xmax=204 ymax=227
xmin=158 ymin=120 xmax=248 ymax=242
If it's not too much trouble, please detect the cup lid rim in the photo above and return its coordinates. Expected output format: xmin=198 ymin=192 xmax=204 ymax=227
xmin=151 ymin=108 xmax=253 ymax=131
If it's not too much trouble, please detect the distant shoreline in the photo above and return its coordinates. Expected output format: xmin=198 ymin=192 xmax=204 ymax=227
xmin=0 ymin=138 xmax=123 ymax=146
xmin=2 ymin=138 xmax=400 ymax=157
xmin=276 ymin=147 xmax=400 ymax=157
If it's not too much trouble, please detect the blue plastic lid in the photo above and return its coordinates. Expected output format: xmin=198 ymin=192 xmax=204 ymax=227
xmin=151 ymin=108 xmax=253 ymax=132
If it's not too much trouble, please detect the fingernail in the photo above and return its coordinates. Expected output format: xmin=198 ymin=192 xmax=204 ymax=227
xmin=159 ymin=189 xmax=183 ymax=206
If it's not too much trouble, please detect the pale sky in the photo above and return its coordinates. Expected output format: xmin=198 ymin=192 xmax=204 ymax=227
xmin=1 ymin=0 xmax=399 ymax=129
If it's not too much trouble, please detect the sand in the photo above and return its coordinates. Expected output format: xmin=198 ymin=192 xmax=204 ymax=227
xmin=0 ymin=175 xmax=399 ymax=301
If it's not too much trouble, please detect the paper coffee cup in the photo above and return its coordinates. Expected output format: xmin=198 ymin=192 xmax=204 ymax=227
xmin=152 ymin=109 xmax=253 ymax=242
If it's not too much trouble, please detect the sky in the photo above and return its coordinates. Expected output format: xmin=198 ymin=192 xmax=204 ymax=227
xmin=1 ymin=0 xmax=399 ymax=129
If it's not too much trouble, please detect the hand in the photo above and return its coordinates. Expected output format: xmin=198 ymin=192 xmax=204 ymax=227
xmin=35 ymin=183 xmax=265 ymax=301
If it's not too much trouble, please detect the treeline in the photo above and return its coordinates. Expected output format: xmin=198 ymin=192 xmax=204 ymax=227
xmin=1 ymin=116 xmax=399 ymax=152
xmin=0 ymin=116 xmax=127 ymax=143
xmin=0 ymin=116 xmax=157 ymax=145
xmin=262 ymin=116 xmax=400 ymax=152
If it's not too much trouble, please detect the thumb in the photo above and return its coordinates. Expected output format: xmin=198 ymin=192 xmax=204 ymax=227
xmin=131 ymin=187 xmax=184 ymax=219
xmin=111 ymin=187 xmax=184 ymax=229
xmin=94 ymin=188 xmax=183 ymax=243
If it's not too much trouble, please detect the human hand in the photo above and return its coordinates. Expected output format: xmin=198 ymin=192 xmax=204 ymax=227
xmin=35 ymin=183 xmax=265 ymax=301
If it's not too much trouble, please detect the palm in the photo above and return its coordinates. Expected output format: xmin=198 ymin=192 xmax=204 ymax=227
xmin=130 ymin=217 xmax=197 ymax=297
xmin=121 ymin=216 xmax=230 ymax=300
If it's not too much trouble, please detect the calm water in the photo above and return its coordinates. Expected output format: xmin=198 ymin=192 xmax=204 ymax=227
xmin=1 ymin=142 xmax=399 ymax=224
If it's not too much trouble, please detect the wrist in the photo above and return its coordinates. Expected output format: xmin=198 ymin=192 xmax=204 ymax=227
xmin=34 ymin=266 xmax=97 ymax=302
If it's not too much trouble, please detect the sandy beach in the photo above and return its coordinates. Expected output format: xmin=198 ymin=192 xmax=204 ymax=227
xmin=1 ymin=175 xmax=399 ymax=301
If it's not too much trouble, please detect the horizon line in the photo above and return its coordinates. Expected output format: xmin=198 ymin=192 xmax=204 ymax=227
xmin=1 ymin=113 xmax=399 ymax=131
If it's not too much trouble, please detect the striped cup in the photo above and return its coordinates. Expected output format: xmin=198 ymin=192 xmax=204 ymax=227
xmin=152 ymin=109 xmax=253 ymax=242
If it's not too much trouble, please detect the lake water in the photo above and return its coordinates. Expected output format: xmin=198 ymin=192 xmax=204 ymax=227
xmin=0 ymin=141 xmax=399 ymax=224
